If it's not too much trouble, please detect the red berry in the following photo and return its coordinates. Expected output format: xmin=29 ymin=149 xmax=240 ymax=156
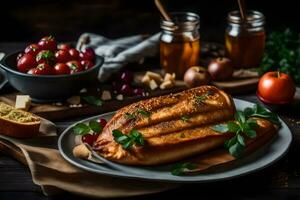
xmin=93 ymin=133 xmax=100 ymax=142
xmin=55 ymin=50 xmax=71 ymax=63
xmin=25 ymin=44 xmax=40 ymax=56
xmin=98 ymin=118 xmax=107 ymax=128
xmin=17 ymin=54 xmax=37 ymax=72
xmin=57 ymin=43 xmax=71 ymax=51
xmin=69 ymin=48 xmax=80 ymax=60
xmin=38 ymin=36 xmax=57 ymax=51
xmin=54 ymin=63 xmax=71 ymax=75
xmin=120 ymin=71 xmax=133 ymax=84
xmin=120 ymin=84 xmax=133 ymax=96
xmin=81 ymin=60 xmax=94 ymax=70
xmin=66 ymin=60 xmax=84 ymax=74
xmin=36 ymin=50 xmax=56 ymax=65
xmin=79 ymin=48 xmax=95 ymax=61
xmin=82 ymin=134 xmax=95 ymax=146
xmin=32 ymin=63 xmax=55 ymax=75
xmin=133 ymin=88 xmax=144 ymax=96
xmin=16 ymin=52 xmax=24 ymax=62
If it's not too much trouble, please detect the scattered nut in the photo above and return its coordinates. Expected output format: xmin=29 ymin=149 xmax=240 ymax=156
xmin=141 ymin=74 xmax=151 ymax=85
xmin=149 ymin=79 xmax=158 ymax=90
xmin=101 ymin=90 xmax=112 ymax=101
xmin=73 ymin=144 xmax=91 ymax=159
xmin=160 ymin=80 xmax=174 ymax=89
xmin=164 ymin=73 xmax=176 ymax=83
xmin=15 ymin=95 xmax=31 ymax=111
xmin=116 ymin=94 xmax=124 ymax=101
xmin=80 ymin=88 xmax=87 ymax=93
xmin=146 ymin=71 xmax=163 ymax=83
xmin=67 ymin=96 xmax=81 ymax=105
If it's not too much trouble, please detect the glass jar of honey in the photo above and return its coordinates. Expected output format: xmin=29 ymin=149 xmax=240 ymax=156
xmin=225 ymin=10 xmax=265 ymax=69
xmin=160 ymin=12 xmax=200 ymax=79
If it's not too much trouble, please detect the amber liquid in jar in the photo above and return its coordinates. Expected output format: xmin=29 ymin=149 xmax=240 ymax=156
xmin=160 ymin=12 xmax=200 ymax=79
xmin=225 ymin=31 xmax=265 ymax=69
xmin=225 ymin=10 xmax=266 ymax=69
xmin=160 ymin=39 xmax=200 ymax=78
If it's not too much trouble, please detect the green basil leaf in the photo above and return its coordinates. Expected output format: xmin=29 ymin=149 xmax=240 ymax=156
xmin=245 ymin=129 xmax=257 ymax=138
xmin=89 ymin=120 xmax=102 ymax=133
xmin=112 ymin=130 xmax=123 ymax=138
xmin=171 ymin=162 xmax=197 ymax=176
xmin=73 ymin=123 xmax=90 ymax=135
xmin=247 ymin=119 xmax=259 ymax=129
xmin=229 ymin=142 xmax=244 ymax=157
xmin=211 ymin=124 xmax=229 ymax=133
xmin=123 ymin=140 xmax=134 ymax=149
xmin=244 ymin=107 xmax=254 ymax=118
xmin=82 ymin=96 xmax=103 ymax=106
xmin=137 ymin=109 xmax=151 ymax=117
xmin=125 ymin=113 xmax=136 ymax=120
xmin=237 ymin=134 xmax=245 ymax=146
xmin=225 ymin=135 xmax=237 ymax=149
xmin=180 ymin=115 xmax=190 ymax=122
xmin=116 ymin=135 xmax=129 ymax=144
xmin=235 ymin=111 xmax=245 ymax=124
xmin=227 ymin=121 xmax=240 ymax=132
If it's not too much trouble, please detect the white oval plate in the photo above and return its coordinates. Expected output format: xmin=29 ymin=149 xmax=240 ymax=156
xmin=58 ymin=99 xmax=292 ymax=183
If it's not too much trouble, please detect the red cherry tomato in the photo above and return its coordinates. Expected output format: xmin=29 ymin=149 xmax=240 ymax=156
xmin=81 ymin=60 xmax=94 ymax=70
xmin=36 ymin=50 xmax=56 ymax=65
xmin=66 ymin=60 xmax=84 ymax=74
xmin=57 ymin=43 xmax=71 ymax=51
xmin=32 ymin=63 xmax=55 ymax=75
xmin=257 ymin=71 xmax=296 ymax=104
xmin=82 ymin=134 xmax=95 ymax=146
xmin=68 ymin=48 xmax=80 ymax=60
xmin=38 ymin=36 xmax=57 ymax=51
xmin=54 ymin=63 xmax=71 ymax=75
xmin=17 ymin=54 xmax=37 ymax=72
xmin=55 ymin=50 xmax=71 ymax=63
xmin=79 ymin=48 xmax=96 ymax=61
xmin=98 ymin=118 xmax=107 ymax=128
xmin=24 ymin=44 xmax=40 ymax=56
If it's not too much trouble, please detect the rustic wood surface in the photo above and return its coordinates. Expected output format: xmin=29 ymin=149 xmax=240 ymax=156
xmin=1 ymin=43 xmax=300 ymax=199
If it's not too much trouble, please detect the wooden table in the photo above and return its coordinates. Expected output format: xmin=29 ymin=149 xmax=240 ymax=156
xmin=1 ymin=43 xmax=300 ymax=199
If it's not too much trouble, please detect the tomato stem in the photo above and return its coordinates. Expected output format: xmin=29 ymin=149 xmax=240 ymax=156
xmin=277 ymin=69 xmax=280 ymax=78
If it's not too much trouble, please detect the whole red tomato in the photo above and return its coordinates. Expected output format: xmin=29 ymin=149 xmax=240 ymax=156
xmin=57 ymin=43 xmax=71 ymax=51
xmin=55 ymin=50 xmax=71 ymax=63
xmin=69 ymin=48 xmax=80 ymax=60
xmin=27 ymin=68 xmax=35 ymax=74
xmin=257 ymin=71 xmax=296 ymax=104
xmin=36 ymin=50 xmax=56 ymax=65
xmin=66 ymin=61 xmax=84 ymax=74
xmin=17 ymin=54 xmax=37 ymax=72
xmin=32 ymin=63 xmax=55 ymax=75
xmin=81 ymin=60 xmax=94 ymax=70
xmin=38 ymin=36 xmax=57 ymax=51
xmin=79 ymin=48 xmax=96 ymax=61
xmin=24 ymin=43 xmax=40 ymax=56
xmin=54 ymin=63 xmax=71 ymax=75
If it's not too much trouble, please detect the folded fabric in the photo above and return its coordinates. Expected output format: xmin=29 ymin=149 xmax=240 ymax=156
xmin=76 ymin=33 xmax=160 ymax=81
xmin=0 ymin=118 xmax=176 ymax=198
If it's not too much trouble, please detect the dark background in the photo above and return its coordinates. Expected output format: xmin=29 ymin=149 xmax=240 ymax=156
xmin=0 ymin=0 xmax=299 ymax=43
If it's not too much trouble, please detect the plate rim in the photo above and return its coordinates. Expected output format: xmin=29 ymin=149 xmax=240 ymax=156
xmin=58 ymin=98 xmax=293 ymax=183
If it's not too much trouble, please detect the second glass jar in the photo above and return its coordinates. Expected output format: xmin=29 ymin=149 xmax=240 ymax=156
xmin=160 ymin=12 xmax=200 ymax=79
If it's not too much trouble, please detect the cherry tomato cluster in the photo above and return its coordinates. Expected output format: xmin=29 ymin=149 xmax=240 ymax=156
xmin=16 ymin=36 xmax=96 ymax=75
xmin=112 ymin=71 xmax=145 ymax=96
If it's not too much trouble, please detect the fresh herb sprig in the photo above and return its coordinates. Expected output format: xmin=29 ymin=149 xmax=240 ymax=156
xmin=73 ymin=120 xmax=102 ymax=135
xmin=195 ymin=90 xmax=214 ymax=105
xmin=243 ymin=104 xmax=281 ymax=126
xmin=180 ymin=115 xmax=190 ymax=122
xmin=212 ymin=104 xmax=280 ymax=157
xmin=171 ymin=162 xmax=197 ymax=176
xmin=124 ymin=108 xmax=151 ymax=120
xmin=212 ymin=111 xmax=258 ymax=157
xmin=82 ymin=96 xmax=103 ymax=106
xmin=112 ymin=129 xmax=145 ymax=150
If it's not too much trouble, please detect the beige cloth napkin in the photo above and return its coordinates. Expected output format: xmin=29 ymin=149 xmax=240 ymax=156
xmin=0 ymin=118 xmax=177 ymax=198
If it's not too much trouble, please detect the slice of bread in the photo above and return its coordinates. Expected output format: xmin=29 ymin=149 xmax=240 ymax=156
xmin=0 ymin=102 xmax=41 ymax=138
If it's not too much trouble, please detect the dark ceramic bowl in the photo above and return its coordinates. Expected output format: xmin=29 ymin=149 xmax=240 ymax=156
xmin=0 ymin=51 xmax=104 ymax=102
